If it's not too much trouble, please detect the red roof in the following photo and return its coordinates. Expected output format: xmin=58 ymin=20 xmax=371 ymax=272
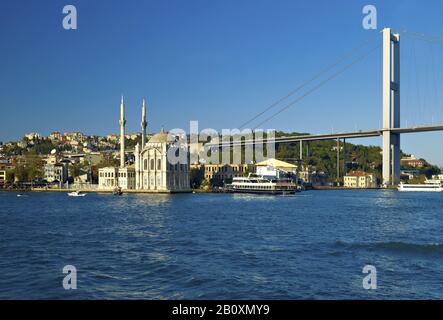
xmin=347 ymin=171 xmax=372 ymax=177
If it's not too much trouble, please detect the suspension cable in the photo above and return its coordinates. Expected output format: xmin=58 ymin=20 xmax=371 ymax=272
xmin=399 ymin=29 xmax=443 ymax=45
xmin=252 ymin=44 xmax=381 ymax=130
xmin=237 ymin=33 xmax=381 ymax=129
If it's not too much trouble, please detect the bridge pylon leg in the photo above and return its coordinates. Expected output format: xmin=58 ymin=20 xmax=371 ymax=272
xmin=382 ymin=28 xmax=401 ymax=186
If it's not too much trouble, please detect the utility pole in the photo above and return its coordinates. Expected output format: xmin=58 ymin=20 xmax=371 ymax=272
xmin=299 ymin=140 xmax=303 ymax=161
xmin=336 ymin=138 xmax=340 ymax=185
xmin=343 ymin=138 xmax=347 ymax=177
xmin=306 ymin=142 xmax=309 ymax=159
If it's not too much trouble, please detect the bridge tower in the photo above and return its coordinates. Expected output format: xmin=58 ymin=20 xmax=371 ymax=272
xmin=382 ymin=28 xmax=401 ymax=186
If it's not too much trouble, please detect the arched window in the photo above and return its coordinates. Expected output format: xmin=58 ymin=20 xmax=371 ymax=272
xmin=151 ymin=159 xmax=155 ymax=170
xmin=157 ymin=159 xmax=161 ymax=170
xmin=144 ymin=159 xmax=148 ymax=170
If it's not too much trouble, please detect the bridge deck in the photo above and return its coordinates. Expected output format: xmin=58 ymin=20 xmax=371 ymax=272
xmin=207 ymin=125 xmax=443 ymax=147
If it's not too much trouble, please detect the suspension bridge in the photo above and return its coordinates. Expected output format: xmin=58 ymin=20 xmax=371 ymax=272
xmin=209 ymin=27 xmax=443 ymax=187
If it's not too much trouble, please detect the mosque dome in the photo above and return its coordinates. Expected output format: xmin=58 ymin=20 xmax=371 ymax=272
xmin=148 ymin=128 xmax=169 ymax=143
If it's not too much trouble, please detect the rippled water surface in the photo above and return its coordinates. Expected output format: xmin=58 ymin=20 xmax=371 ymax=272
xmin=0 ymin=190 xmax=442 ymax=299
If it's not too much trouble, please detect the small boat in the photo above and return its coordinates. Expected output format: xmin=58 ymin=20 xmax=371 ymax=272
xmin=398 ymin=180 xmax=443 ymax=192
xmin=67 ymin=191 xmax=86 ymax=197
xmin=112 ymin=188 xmax=123 ymax=196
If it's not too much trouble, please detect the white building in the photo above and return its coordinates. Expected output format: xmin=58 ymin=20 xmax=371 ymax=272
xmin=98 ymin=97 xmax=190 ymax=192
xmin=0 ymin=170 xmax=6 ymax=185
xmin=48 ymin=131 xmax=62 ymax=141
xmin=255 ymin=158 xmax=297 ymax=179
xmin=344 ymin=171 xmax=377 ymax=188
xmin=98 ymin=167 xmax=118 ymax=189
xmin=64 ymin=132 xmax=84 ymax=142
xmin=134 ymin=129 xmax=190 ymax=192
xmin=24 ymin=132 xmax=41 ymax=141
xmin=134 ymin=98 xmax=190 ymax=192
xmin=44 ymin=163 xmax=68 ymax=183
xmin=118 ymin=167 xmax=136 ymax=190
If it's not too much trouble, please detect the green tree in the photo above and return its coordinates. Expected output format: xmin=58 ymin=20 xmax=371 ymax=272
xmin=23 ymin=152 xmax=44 ymax=181
xmin=406 ymin=175 xmax=427 ymax=184
xmin=190 ymin=167 xmax=204 ymax=188
xmin=97 ymin=157 xmax=119 ymax=169
xmin=6 ymin=169 xmax=14 ymax=183
xmin=13 ymin=164 xmax=28 ymax=182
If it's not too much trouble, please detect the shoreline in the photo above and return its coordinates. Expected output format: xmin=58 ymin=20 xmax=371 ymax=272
xmin=311 ymin=186 xmax=384 ymax=190
xmin=0 ymin=186 xmax=393 ymax=194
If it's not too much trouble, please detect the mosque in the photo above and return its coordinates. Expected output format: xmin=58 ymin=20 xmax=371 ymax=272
xmin=98 ymin=97 xmax=191 ymax=192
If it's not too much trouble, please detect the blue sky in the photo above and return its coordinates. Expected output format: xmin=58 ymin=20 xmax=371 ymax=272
xmin=1 ymin=0 xmax=443 ymax=166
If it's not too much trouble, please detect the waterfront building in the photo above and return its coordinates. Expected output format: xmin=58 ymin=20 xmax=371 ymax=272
xmin=299 ymin=168 xmax=329 ymax=186
xmin=74 ymin=171 xmax=91 ymax=184
xmin=44 ymin=163 xmax=68 ymax=183
xmin=134 ymin=99 xmax=191 ymax=192
xmin=202 ymin=163 xmax=253 ymax=182
xmin=298 ymin=167 xmax=312 ymax=184
xmin=0 ymin=170 xmax=6 ymax=185
xmin=117 ymin=166 xmax=136 ymax=190
xmin=255 ymin=158 xmax=297 ymax=178
xmin=98 ymin=97 xmax=190 ymax=192
xmin=98 ymin=166 xmax=118 ymax=189
xmin=344 ymin=171 xmax=377 ymax=188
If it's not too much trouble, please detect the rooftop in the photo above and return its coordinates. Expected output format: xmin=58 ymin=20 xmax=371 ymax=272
xmin=346 ymin=171 xmax=373 ymax=177
xmin=255 ymin=158 xmax=297 ymax=169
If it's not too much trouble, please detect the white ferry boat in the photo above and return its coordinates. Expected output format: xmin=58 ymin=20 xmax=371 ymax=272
xmin=228 ymin=174 xmax=299 ymax=195
xmin=398 ymin=180 xmax=443 ymax=192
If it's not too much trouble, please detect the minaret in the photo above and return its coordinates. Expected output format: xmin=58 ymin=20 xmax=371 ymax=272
xmin=119 ymin=95 xmax=126 ymax=168
xmin=141 ymin=98 xmax=147 ymax=148
xmin=135 ymin=142 xmax=140 ymax=189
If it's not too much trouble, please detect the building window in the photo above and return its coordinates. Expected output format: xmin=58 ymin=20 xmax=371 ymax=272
xmin=151 ymin=159 xmax=155 ymax=170
xmin=157 ymin=159 xmax=161 ymax=171
xmin=144 ymin=159 xmax=148 ymax=170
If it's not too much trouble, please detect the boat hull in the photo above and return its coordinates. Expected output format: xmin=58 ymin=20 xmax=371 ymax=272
xmin=398 ymin=185 xmax=443 ymax=192
xmin=398 ymin=188 xmax=443 ymax=192
xmin=67 ymin=192 xmax=86 ymax=197
xmin=230 ymin=188 xmax=297 ymax=195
